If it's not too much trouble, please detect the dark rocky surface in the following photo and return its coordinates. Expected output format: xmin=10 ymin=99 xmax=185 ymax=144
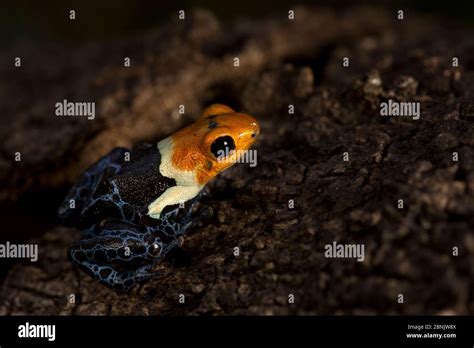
xmin=0 ymin=6 xmax=473 ymax=315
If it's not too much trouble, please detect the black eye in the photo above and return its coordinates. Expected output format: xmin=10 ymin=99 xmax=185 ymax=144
xmin=211 ymin=136 xmax=236 ymax=159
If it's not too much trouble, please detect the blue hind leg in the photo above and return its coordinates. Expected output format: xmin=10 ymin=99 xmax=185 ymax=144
xmin=68 ymin=219 xmax=181 ymax=292
xmin=58 ymin=147 xmax=128 ymax=226
xmin=74 ymin=261 xmax=161 ymax=292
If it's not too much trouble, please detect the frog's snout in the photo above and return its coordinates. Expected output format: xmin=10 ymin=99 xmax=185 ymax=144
xmin=239 ymin=117 xmax=260 ymax=144
xmin=248 ymin=118 xmax=260 ymax=138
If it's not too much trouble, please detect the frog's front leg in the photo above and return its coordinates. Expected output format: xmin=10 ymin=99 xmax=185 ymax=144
xmin=69 ymin=219 xmax=183 ymax=292
xmin=146 ymin=185 xmax=203 ymax=219
xmin=140 ymin=191 xmax=211 ymax=239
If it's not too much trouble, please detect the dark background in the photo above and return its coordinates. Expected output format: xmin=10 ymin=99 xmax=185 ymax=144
xmin=1 ymin=0 xmax=474 ymax=48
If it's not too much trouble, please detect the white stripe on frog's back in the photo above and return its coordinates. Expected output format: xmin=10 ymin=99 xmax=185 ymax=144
xmin=146 ymin=137 xmax=203 ymax=219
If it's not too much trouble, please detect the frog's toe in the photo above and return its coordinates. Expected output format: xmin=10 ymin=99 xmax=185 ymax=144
xmin=106 ymin=265 xmax=157 ymax=292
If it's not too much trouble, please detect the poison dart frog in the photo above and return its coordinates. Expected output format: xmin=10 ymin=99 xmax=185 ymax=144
xmin=58 ymin=104 xmax=260 ymax=291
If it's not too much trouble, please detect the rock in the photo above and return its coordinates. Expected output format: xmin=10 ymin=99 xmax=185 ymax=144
xmin=460 ymin=100 xmax=474 ymax=119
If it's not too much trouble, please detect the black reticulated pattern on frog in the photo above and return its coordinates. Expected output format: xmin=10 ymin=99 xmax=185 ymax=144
xmin=59 ymin=145 xmax=203 ymax=291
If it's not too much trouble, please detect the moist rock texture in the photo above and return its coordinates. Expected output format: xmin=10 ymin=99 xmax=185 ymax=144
xmin=1 ymin=6 xmax=473 ymax=315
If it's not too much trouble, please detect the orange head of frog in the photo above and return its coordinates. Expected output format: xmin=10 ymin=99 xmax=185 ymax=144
xmin=169 ymin=104 xmax=260 ymax=185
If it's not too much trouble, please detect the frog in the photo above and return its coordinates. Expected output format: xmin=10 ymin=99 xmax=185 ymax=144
xmin=58 ymin=104 xmax=260 ymax=291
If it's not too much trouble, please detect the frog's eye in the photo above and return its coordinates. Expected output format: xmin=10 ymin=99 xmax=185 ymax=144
xmin=211 ymin=136 xmax=236 ymax=159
